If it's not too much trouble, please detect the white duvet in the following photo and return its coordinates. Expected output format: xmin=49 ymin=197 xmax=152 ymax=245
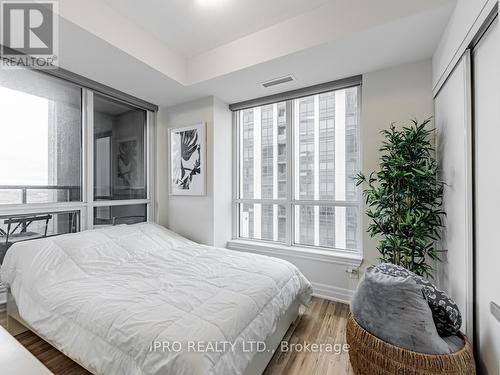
xmin=0 ymin=223 xmax=312 ymax=375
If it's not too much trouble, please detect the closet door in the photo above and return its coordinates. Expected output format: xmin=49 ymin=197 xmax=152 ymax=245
xmin=435 ymin=53 xmax=473 ymax=337
xmin=473 ymin=17 xmax=500 ymax=375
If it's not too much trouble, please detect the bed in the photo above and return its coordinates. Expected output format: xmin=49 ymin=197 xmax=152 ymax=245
xmin=0 ymin=222 xmax=312 ymax=375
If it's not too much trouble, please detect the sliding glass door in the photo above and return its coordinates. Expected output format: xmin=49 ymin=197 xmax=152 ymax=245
xmin=0 ymin=68 xmax=156 ymax=232
xmin=92 ymin=93 xmax=150 ymax=226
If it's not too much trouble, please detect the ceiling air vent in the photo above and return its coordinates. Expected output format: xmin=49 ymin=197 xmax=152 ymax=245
xmin=261 ymin=75 xmax=295 ymax=88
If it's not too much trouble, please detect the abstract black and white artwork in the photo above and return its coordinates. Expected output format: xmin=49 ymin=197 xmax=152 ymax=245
xmin=170 ymin=123 xmax=205 ymax=195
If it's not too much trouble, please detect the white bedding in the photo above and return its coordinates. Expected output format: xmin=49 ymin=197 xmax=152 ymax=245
xmin=0 ymin=223 xmax=312 ymax=375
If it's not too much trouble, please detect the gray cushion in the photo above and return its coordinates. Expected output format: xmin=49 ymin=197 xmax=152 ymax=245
xmin=350 ymin=266 xmax=454 ymax=355
xmin=373 ymin=263 xmax=462 ymax=336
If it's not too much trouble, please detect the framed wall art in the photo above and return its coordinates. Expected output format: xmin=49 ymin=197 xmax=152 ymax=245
xmin=169 ymin=122 xmax=206 ymax=196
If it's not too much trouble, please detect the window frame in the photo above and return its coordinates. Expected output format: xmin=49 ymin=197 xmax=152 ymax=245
xmin=232 ymin=84 xmax=362 ymax=256
xmin=84 ymin=89 xmax=156 ymax=229
xmin=0 ymin=71 xmax=157 ymax=231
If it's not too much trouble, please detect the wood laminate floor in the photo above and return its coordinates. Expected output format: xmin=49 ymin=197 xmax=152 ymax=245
xmin=0 ymin=297 xmax=353 ymax=375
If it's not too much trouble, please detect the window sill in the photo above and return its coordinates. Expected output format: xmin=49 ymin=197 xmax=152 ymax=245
xmin=226 ymin=239 xmax=363 ymax=267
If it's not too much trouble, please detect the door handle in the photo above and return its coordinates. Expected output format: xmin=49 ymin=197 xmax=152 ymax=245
xmin=491 ymin=301 xmax=500 ymax=323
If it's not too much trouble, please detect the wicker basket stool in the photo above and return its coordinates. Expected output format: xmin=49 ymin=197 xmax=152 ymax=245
xmin=346 ymin=313 xmax=476 ymax=375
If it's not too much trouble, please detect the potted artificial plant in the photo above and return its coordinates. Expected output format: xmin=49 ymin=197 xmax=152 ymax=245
xmin=355 ymin=118 xmax=445 ymax=278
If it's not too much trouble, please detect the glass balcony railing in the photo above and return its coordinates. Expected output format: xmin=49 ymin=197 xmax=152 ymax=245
xmin=0 ymin=185 xmax=81 ymax=205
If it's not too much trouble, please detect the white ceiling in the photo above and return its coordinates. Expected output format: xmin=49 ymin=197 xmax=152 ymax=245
xmin=56 ymin=0 xmax=457 ymax=107
xmin=101 ymin=0 xmax=331 ymax=57
xmin=194 ymin=2 xmax=455 ymax=104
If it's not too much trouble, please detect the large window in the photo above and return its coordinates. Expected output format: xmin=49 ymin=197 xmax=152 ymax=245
xmin=0 ymin=69 xmax=82 ymax=205
xmin=0 ymin=68 xmax=155 ymax=234
xmin=234 ymin=85 xmax=360 ymax=252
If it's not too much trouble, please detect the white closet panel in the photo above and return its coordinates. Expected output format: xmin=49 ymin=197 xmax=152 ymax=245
xmin=473 ymin=18 xmax=500 ymax=375
xmin=435 ymin=53 xmax=473 ymax=337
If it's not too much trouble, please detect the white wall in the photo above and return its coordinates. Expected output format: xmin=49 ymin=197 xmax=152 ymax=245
xmin=432 ymin=0 xmax=496 ymax=92
xmin=157 ymin=98 xmax=214 ymax=244
xmin=361 ymin=60 xmax=435 ymax=269
xmin=212 ymin=98 xmax=233 ymax=248
xmin=156 ymin=97 xmax=232 ymax=247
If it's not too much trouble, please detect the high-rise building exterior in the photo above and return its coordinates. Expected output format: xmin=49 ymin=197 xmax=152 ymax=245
xmin=238 ymin=87 xmax=359 ymax=251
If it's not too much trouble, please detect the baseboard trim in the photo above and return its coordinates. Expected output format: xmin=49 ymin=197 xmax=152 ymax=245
xmin=311 ymin=282 xmax=354 ymax=305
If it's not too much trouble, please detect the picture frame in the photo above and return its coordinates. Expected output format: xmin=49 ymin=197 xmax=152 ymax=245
xmin=169 ymin=122 xmax=206 ymax=196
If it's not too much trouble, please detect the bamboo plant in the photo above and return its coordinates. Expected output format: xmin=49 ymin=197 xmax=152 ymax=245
xmin=355 ymin=118 xmax=445 ymax=278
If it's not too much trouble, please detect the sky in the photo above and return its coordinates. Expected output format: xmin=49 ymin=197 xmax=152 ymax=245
xmin=0 ymin=86 xmax=49 ymax=185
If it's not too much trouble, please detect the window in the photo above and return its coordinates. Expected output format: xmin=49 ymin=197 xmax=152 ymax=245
xmin=94 ymin=94 xmax=147 ymax=201
xmin=0 ymin=67 xmax=155 ymax=236
xmin=92 ymin=94 xmax=150 ymax=227
xmin=234 ymin=85 xmax=360 ymax=252
xmin=0 ymin=69 xmax=82 ymax=205
xmin=93 ymin=204 xmax=147 ymax=226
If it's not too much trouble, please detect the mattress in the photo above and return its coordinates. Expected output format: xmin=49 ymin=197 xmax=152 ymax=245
xmin=0 ymin=223 xmax=312 ymax=375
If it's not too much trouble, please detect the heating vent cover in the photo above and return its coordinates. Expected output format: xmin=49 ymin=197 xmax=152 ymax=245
xmin=261 ymin=75 xmax=295 ymax=88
